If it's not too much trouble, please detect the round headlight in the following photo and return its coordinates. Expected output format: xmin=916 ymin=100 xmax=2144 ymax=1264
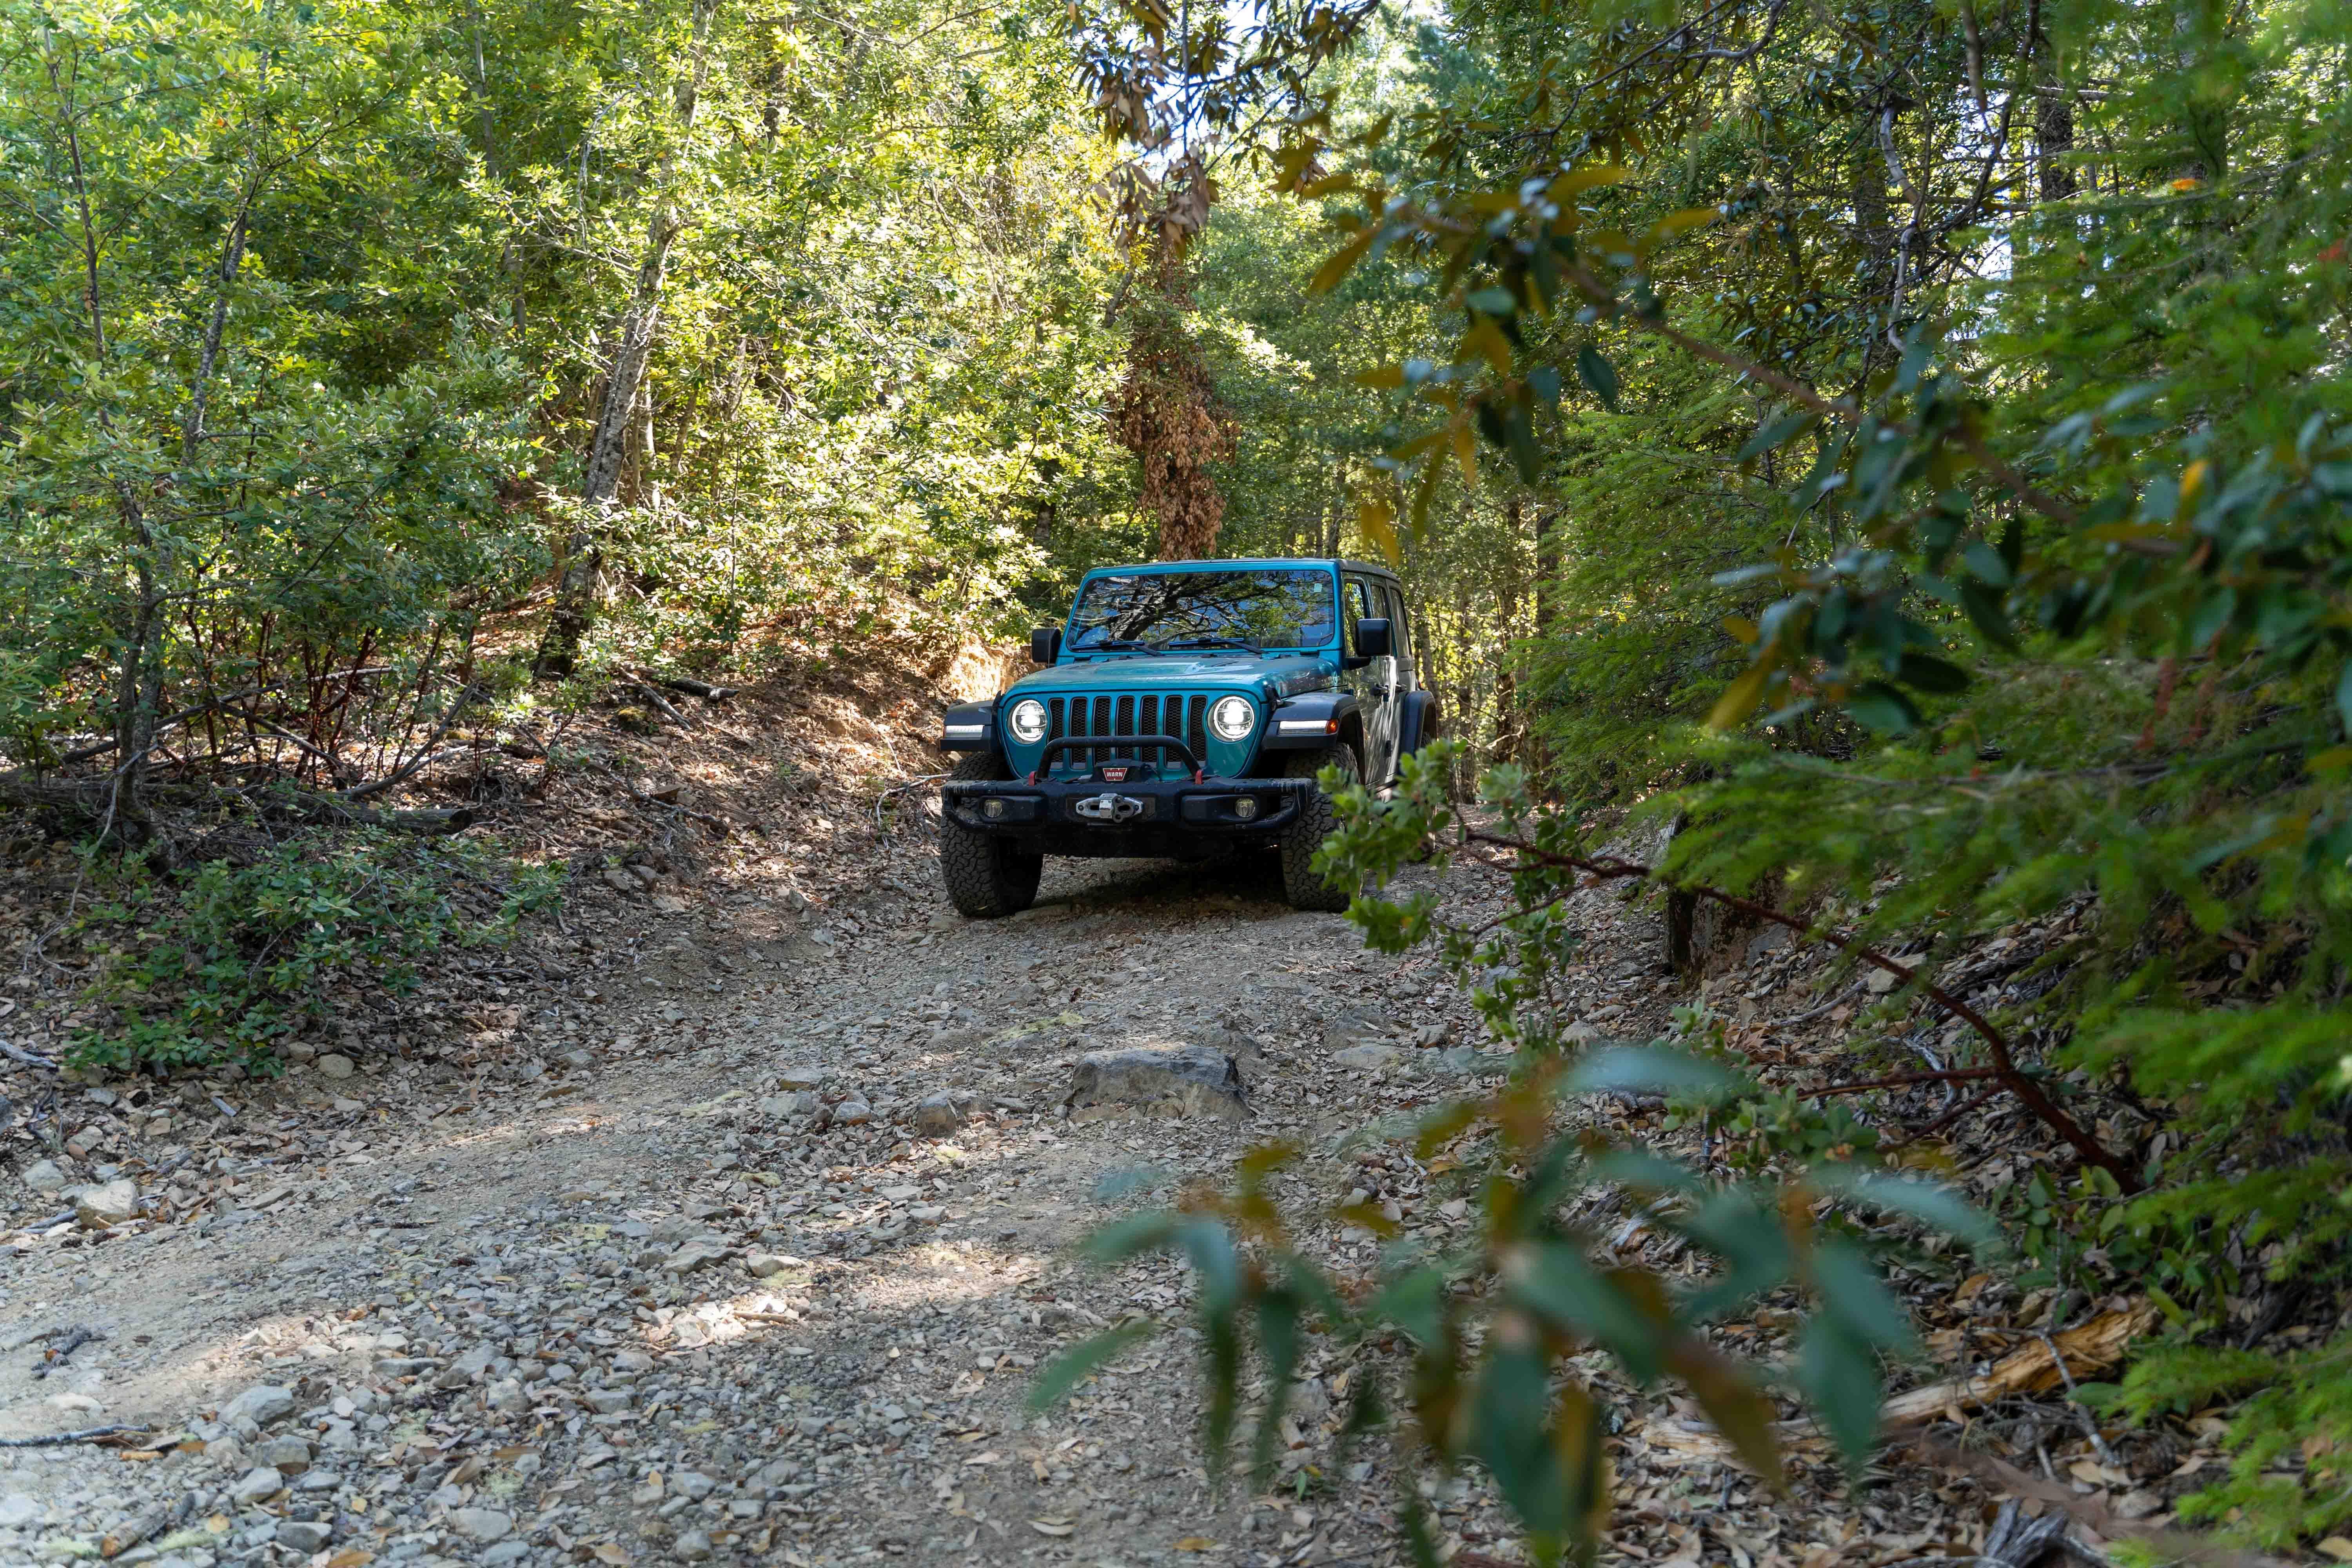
xmin=1006 ymin=698 xmax=1049 ymax=744
xmin=1209 ymin=694 xmax=1255 ymax=742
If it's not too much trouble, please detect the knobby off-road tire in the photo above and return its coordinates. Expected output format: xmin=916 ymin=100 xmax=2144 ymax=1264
xmin=1278 ymin=744 xmax=1360 ymax=912
xmin=939 ymin=751 xmax=1044 ymax=918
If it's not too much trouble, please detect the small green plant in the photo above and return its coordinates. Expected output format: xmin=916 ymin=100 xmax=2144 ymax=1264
xmin=71 ymin=829 xmax=558 ymax=1075
xmin=1037 ymin=1049 xmax=1990 ymax=1568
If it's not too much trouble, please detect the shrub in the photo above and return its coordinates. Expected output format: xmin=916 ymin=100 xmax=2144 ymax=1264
xmin=70 ymin=829 xmax=557 ymax=1076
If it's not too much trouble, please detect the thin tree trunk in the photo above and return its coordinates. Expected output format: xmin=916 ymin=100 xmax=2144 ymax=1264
xmin=1529 ymin=503 xmax=1560 ymax=791
xmin=1495 ymin=498 xmax=1523 ymax=764
xmin=2033 ymin=10 xmax=2076 ymax=205
xmin=46 ymin=40 xmax=162 ymax=834
xmin=538 ymin=0 xmax=720 ymax=676
xmin=463 ymin=0 xmax=526 ymax=338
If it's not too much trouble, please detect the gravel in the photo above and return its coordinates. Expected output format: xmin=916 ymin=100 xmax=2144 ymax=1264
xmin=2 ymin=770 xmax=1983 ymax=1566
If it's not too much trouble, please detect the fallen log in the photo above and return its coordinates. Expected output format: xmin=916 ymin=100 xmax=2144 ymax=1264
xmin=1638 ymin=1302 xmax=2161 ymax=1468
xmin=639 ymin=669 xmax=736 ymax=701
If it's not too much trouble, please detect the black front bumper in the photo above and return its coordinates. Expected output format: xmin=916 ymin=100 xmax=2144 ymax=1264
xmin=942 ymin=772 xmax=1316 ymax=857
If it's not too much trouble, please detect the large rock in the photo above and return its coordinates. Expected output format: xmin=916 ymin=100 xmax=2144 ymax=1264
xmin=912 ymin=1092 xmax=974 ymax=1136
xmin=1319 ymin=1007 xmax=1390 ymax=1054
xmin=276 ymin=1520 xmax=332 ymax=1552
xmin=227 ymin=1466 xmax=283 ymax=1505
xmin=74 ymin=1178 xmax=138 ymax=1228
xmin=22 ymin=1159 xmax=69 ymax=1196
xmin=255 ymin=1435 xmax=310 ymax=1472
xmin=1330 ymin=1043 xmax=1399 ymax=1072
xmin=1194 ymin=1026 xmax=1266 ymax=1061
xmin=662 ymin=1238 xmax=728 ymax=1274
xmin=220 ymin=1384 xmax=295 ymax=1428
xmin=1065 ymin=1046 xmax=1247 ymax=1122
xmin=452 ymin=1507 xmax=512 ymax=1541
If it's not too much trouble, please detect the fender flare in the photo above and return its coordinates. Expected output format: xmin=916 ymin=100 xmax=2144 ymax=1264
xmin=938 ymin=700 xmax=996 ymax=753
xmin=1259 ymin=691 xmax=1363 ymax=753
xmin=1398 ymin=690 xmax=1441 ymax=758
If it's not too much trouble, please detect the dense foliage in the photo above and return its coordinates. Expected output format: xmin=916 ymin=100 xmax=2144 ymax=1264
xmin=0 ymin=0 xmax=1134 ymax=828
xmin=7 ymin=0 xmax=2352 ymax=1555
xmin=1064 ymin=0 xmax=2352 ymax=1554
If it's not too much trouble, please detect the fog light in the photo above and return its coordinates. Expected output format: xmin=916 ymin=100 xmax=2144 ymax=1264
xmin=983 ymin=798 xmax=1006 ymax=820
xmin=1232 ymin=797 xmax=1259 ymax=821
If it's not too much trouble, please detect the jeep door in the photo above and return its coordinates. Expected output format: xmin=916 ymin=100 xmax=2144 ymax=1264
xmin=1341 ymin=571 xmax=1403 ymax=784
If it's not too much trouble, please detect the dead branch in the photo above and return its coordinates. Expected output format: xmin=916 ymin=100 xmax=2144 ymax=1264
xmin=1460 ymin=826 xmax=2143 ymax=1193
xmin=636 ymin=667 xmax=735 ymax=701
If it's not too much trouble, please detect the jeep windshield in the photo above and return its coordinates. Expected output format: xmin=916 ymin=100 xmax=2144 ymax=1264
xmin=1065 ymin=569 xmax=1337 ymax=654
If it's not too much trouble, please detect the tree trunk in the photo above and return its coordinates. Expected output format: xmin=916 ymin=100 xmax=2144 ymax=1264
xmin=1112 ymin=239 xmax=1235 ymax=563
xmin=1532 ymin=505 xmax=1559 ymax=638
xmin=462 ymin=0 xmax=527 ymax=337
xmin=537 ymin=0 xmax=720 ymax=676
xmin=1494 ymin=498 xmax=1523 ymax=764
xmin=1529 ymin=503 xmax=1561 ymax=791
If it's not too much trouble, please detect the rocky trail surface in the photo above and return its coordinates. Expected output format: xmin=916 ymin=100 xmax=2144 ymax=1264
xmin=0 ymin=670 xmax=2210 ymax=1568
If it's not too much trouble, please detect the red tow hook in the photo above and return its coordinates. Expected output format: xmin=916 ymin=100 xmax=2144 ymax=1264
xmin=1192 ymin=768 xmax=1205 ymax=784
xmin=1026 ymin=770 xmax=1040 ymax=785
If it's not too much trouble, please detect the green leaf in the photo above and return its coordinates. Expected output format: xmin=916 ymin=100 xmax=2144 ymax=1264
xmin=1796 ymin=1318 xmax=1883 ymax=1470
xmin=1737 ymin=407 xmax=1813 ymax=463
xmin=1844 ymin=680 xmax=1920 ymax=734
xmin=1575 ymin=345 xmax=1620 ymax=412
xmin=1645 ymin=206 xmax=1722 ymax=246
xmin=1809 ymin=1236 xmax=1919 ymax=1353
xmin=1466 ymin=285 xmax=1515 ymax=316
xmin=1367 ymin=1265 xmax=1448 ymax=1345
xmin=1468 ymin=1341 xmax=1561 ymax=1535
xmin=1080 ymin=1211 xmax=1176 ymax=1264
xmin=1708 ymin=662 xmax=1769 ymax=730
xmin=2337 ymin=662 xmax=2352 ymax=737
xmin=1249 ymin=1289 xmax=1303 ymax=1482
xmin=1551 ymin=163 xmax=1632 ymax=197
xmin=1808 ymin=1167 xmax=1998 ymax=1250
xmin=1026 ymin=1319 xmax=1156 ymax=1410
xmin=1177 ymin=1217 xmax=1242 ymax=1313
xmin=1671 ymin=1341 xmax=1785 ymax=1486
xmin=1310 ymin=224 xmax=1379 ymax=295
xmin=1510 ymin=1242 xmax=1666 ymax=1381
xmin=1958 ymin=581 xmax=2018 ymax=652
xmin=1895 ymin=652 xmax=1969 ymax=694
xmin=1960 ymin=541 xmax=2011 ymax=587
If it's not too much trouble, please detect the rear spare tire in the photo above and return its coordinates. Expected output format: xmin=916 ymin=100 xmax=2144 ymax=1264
xmin=940 ymin=751 xmax=1044 ymax=918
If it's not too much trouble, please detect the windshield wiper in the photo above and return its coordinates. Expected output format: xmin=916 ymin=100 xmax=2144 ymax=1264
xmin=1157 ymin=637 xmax=1256 ymax=651
xmin=1077 ymin=638 xmax=1155 ymax=652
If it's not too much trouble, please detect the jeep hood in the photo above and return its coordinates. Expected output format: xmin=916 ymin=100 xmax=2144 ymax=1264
xmin=1003 ymin=652 xmax=1336 ymax=699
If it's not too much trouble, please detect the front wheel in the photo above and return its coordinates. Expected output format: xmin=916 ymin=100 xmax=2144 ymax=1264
xmin=940 ymin=752 xmax=1043 ymax=918
xmin=1277 ymin=744 xmax=1360 ymax=912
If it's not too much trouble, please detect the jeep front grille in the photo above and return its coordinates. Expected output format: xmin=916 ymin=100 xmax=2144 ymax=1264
xmin=1045 ymin=693 xmax=1209 ymax=770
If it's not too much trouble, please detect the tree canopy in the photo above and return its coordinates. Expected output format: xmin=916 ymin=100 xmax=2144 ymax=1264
xmin=5 ymin=0 xmax=2351 ymax=1553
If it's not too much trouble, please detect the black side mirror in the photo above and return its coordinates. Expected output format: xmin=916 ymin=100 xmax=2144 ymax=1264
xmin=1354 ymin=617 xmax=1392 ymax=659
xmin=1030 ymin=626 xmax=1063 ymax=665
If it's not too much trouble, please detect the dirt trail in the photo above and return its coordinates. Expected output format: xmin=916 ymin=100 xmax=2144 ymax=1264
xmin=5 ymin=811 xmax=1668 ymax=1567
xmin=1 ymin=689 xmax=2091 ymax=1568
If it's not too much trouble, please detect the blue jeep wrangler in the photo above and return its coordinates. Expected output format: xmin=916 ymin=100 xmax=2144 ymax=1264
xmin=935 ymin=558 xmax=1438 ymax=916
